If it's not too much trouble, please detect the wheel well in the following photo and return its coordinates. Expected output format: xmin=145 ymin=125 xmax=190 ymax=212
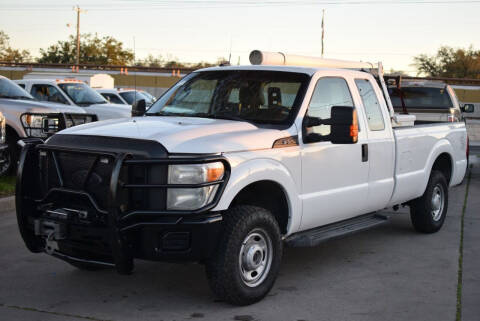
xmin=431 ymin=153 xmax=452 ymax=184
xmin=230 ymin=180 xmax=289 ymax=234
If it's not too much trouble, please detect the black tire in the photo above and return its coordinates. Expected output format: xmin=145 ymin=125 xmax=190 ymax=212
xmin=206 ymin=205 xmax=283 ymax=306
xmin=3 ymin=135 xmax=18 ymax=176
xmin=410 ymin=170 xmax=448 ymax=233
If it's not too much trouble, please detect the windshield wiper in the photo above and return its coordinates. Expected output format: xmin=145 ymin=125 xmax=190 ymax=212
xmin=145 ymin=111 xmax=256 ymax=124
xmin=76 ymin=101 xmax=105 ymax=106
xmin=0 ymin=95 xmax=34 ymax=100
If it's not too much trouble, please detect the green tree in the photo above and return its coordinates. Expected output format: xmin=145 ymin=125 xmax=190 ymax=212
xmin=38 ymin=33 xmax=134 ymax=65
xmin=138 ymin=54 xmax=165 ymax=67
xmin=0 ymin=30 xmax=31 ymax=62
xmin=413 ymin=46 xmax=480 ymax=79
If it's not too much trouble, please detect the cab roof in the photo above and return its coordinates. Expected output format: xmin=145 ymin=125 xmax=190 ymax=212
xmin=195 ymin=64 xmax=372 ymax=78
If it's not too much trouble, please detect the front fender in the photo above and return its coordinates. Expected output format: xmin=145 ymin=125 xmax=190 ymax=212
xmin=212 ymin=158 xmax=302 ymax=235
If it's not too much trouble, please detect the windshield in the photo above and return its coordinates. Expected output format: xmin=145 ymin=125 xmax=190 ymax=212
xmin=0 ymin=78 xmax=34 ymax=100
xmin=58 ymin=83 xmax=107 ymax=106
xmin=119 ymin=91 xmax=154 ymax=105
xmin=389 ymin=87 xmax=453 ymax=109
xmin=146 ymin=70 xmax=310 ymax=125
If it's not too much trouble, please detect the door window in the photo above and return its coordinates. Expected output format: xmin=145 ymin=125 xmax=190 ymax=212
xmin=355 ymin=79 xmax=385 ymax=131
xmin=306 ymin=77 xmax=354 ymax=138
xmin=31 ymin=84 xmax=68 ymax=104
xmin=102 ymin=93 xmax=124 ymax=104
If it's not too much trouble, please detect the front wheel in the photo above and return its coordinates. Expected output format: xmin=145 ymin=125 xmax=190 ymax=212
xmin=206 ymin=205 xmax=283 ymax=306
xmin=410 ymin=170 xmax=448 ymax=233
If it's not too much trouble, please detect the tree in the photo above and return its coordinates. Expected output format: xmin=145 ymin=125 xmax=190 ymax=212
xmin=0 ymin=30 xmax=31 ymax=62
xmin=38 ymin=33 xmax=134 ymax=65
xmin=413 ymin=46 xmax=480 ymax=79
xmin=137 ymin=54 xmax=165 ymax=67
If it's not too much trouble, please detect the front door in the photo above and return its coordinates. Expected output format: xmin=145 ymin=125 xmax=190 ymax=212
xmin=300 ymin=75 xmax=370 ymax=231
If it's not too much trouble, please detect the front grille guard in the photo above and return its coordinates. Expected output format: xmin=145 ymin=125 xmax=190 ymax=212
xmin=16 ymin=139 xmax=230 ymax=273
xmin=20 ymin=112 xmax=98 ymax=138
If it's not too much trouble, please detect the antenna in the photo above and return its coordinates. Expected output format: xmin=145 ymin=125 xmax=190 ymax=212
xmin=321 ymin=9 xmax=325 ymax=58
xmin=228 ymin=36 xmax=232 ymax=64
xmin=133 ymin=36 xmax=137 ymax=103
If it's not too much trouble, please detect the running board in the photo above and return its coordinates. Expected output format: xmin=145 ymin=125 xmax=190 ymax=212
xmin=285 ymin=213 xmax=388 ymax=247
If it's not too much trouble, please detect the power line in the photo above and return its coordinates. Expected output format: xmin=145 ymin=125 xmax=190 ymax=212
xmin=2 ymin=0 xmax=480 ymax=10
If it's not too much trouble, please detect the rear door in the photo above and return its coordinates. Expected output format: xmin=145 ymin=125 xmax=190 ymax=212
xmin=300 ymin=72 xmax=370 ymax=230
xmin=354 ymin=77 xmax=395 ymax=212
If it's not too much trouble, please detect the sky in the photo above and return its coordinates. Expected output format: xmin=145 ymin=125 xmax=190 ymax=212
xmin=1 ymin=0 xmax=479 ymax=74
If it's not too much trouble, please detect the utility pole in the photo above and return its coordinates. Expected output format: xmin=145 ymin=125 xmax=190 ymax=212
xmin=321 ymin=9 xmax=325 ymax=58
xmin=74 ymin=5 xmax=86 ymax=65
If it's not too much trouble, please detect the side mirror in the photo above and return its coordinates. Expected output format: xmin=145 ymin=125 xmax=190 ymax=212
xmin=461 ymin=103 xmax=475 ymax=113
xmin=330 ymin=106 xmax=358 ymax=144
xmin=132 ymin=99 xmax=146 ymax=117
xmin=304 ymin=106 xmax=358 ymax=144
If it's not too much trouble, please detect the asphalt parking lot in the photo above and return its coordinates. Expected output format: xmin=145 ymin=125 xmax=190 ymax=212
xmin=1 ymin=154 xmax=479 ymax=321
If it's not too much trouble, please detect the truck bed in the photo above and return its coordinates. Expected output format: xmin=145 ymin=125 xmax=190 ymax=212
xmin=388 ymin=122 xmax=468 ymax=206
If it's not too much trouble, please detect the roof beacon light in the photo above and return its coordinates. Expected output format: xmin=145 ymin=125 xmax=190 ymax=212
xmin=249 ymin=50 xmax=378 ymax=70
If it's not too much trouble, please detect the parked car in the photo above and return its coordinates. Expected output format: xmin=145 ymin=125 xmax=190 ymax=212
xmin=0 ymin=76 xmax=97 ymax=174
xmin=97 ymin=88 xmax=156 ymax=107
xmin=16 ymin=53 xmax=468 ymax=306
xmin=388 ymin=80 xmax=475 ymax=123
xmin=15 ymin=79 xmax=131 ymax=120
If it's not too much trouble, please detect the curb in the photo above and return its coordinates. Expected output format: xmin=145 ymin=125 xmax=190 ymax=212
xmin=0 ymin=196 xmax=15 ymax=214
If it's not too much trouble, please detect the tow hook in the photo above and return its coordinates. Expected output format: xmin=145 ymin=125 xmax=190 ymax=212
xmin=34 ymin=220 xmax=66 ymax=255
xmin=45 ymin=231 xmax=59 ymax=255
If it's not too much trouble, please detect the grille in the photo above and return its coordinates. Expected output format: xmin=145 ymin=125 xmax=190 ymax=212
xmin=43 ymin=151 xmax=114 ymax=210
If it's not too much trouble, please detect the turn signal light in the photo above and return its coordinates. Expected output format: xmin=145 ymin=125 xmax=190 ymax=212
xmin=350 ymin=110 xmax=358 ymax=143
xmin=206 ymin=165 xmax=225 ymax=182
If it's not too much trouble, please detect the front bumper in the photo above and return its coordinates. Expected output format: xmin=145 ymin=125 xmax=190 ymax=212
xmin=16 ymin=137 xmax=229 ymax=273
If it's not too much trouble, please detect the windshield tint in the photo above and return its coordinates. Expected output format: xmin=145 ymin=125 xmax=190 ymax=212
xmin=119 ymin=91 xmax=153 ymax=105
xmin=389 ymin=87 xmax=453 ymax=109
xmin=0 ymin=78 xmax=34 ymax=99
xmin=146 ymin=70 xmax=310 ymax=125
xmin=58 ymin=83 xmax=106 ymax=105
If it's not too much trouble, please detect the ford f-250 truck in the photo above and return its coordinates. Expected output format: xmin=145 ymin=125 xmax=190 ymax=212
xmin=16 ymin=51 xmax=468 ymax=305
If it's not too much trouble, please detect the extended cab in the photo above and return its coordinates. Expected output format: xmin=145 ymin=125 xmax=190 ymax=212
xmin=0 ymin=76 xmax=96 ymax=174
xmin=15 ymin=79 xmax=131 ymax=120
xmin=16 ymin=52 xmax=468 ymax=305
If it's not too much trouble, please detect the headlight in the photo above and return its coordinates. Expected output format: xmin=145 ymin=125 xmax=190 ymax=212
xmin=167 ymin=162 xmax=224 ymax=210
xmin=21 ymin=114 xmax=59 ymax=138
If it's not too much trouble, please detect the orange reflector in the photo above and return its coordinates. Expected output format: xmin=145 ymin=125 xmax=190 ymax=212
xmin=350 ymin=110 xmax=359 ymax=143
xmin=206 ymin=164 xmax=224 ymax=182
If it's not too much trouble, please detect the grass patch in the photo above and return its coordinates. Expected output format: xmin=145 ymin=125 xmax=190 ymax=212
xmin=456 ymin=171 xmax=471 ymax=321
xmin=0 ymin=175 xmax=15 ymax=197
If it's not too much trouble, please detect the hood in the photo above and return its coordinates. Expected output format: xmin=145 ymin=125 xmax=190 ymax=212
xmin=0 ymin=98 xmax=86 ymax=114
xmin=59 ymin=116 xmax=295 ymax=153
xmin=85 ymin=103 xmax=131 ymax=119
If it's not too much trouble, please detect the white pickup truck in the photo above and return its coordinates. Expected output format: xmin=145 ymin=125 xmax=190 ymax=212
xmin=16 ymin=51 xmax=468 ymax=306
xmin=15 ymin=79 xmax=131 ymax=120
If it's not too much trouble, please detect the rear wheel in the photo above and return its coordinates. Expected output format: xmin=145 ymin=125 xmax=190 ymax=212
xmin=410 ymin=170 xmax=448 ymax=233
xmin=206 ymin=205 xmax=283 ymax=306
